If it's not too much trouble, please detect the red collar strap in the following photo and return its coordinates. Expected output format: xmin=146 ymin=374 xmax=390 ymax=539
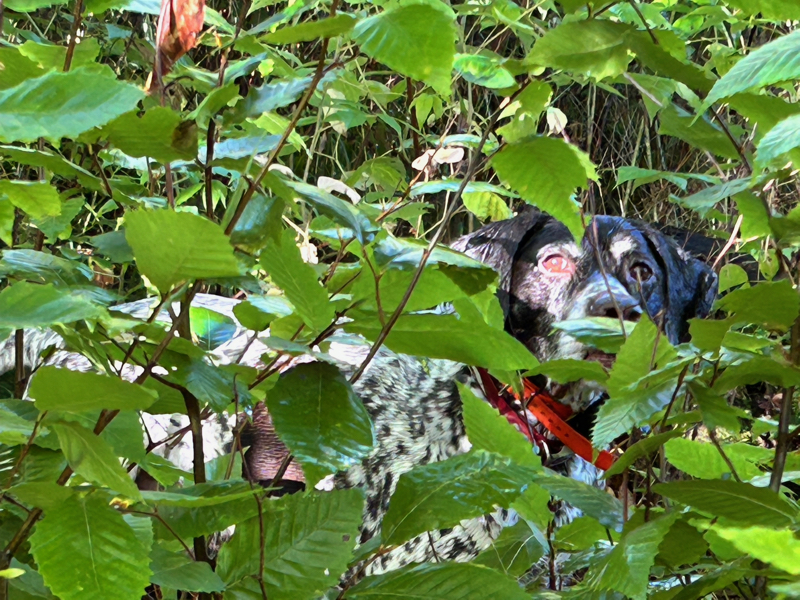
xmin=476 ymin=368 xmax=615 ymax=471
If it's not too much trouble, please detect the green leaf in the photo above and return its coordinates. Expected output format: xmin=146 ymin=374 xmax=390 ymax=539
xmin=526 ymin=20 xmax=634 ymax=80
xmin=0 ymin=199 xmax=13 ymax=246
xmin=715 ymin=527 xmax=800 ymax=575
xmin=0 ymin=47 xmax=45 ymax=90
xmin=724 ymin=0 xmax=800 ymax=19
xmin=217 ymin=489 xmax=363 ymax=600
xmin=665 ymin=438 xmax=760 ymax=480
xmin=658 ymin=105 xmax=739 ymax=160
xmin=230 ymin=194 xmax=285 ymax=252
xmin=453 ymin=54 xmax=515 ymax=89
xmin=588 ymin=512 xmax=678 ymax=600
xmin=459 ymin=383 xmax=541 ymax=470
xmin=0 ymin=405 xmax=35 ymax=446
xmin=263 ymin=14 xmax=356 ymax=44
xmin=267 ymin=362 xmax=374 ymax=478
xmin=125 ymin=209 xmax=240 ymax=291
xmin=706 ymin=29 xmax=800 ymax=106
xmin=593 ymin=315 xmax=680 ymax=449
xmin=553 ymin=317 xmax=635 ymax=353
xmin=474 ymin=521 xmax=544 ymax=576
xmin=756 ymin=113 xmax=800 ymax=167
xmin=0 ymin=282 xmax=103 ymax=329
xmin=345 ymin=313 xmax=538 ymax=370
xmin=603 ymin=428 xmax=686 ymax=477
xmin=656 ymin=517 xmax=709 ymax=568
xmin=0 ymin=248 xmax=92 ymax=285
xmin=260 ymin=229 xmax=334 ymax=333
xmin=30 ymin=493 xmax=151 ymax=600
xmin=672 ymin=178 xmax=753 ymax=217
xmin=141 ymin=481 xmax=257 ymax=507
xmin=0 ymin=181 xmax=60 ymax=219
xmin=531 ymin=474 xmax=624 ymax=531
xmin=104 ymin=107 xmax=197 ymax=163
xmin=713 ymin=355 xmax=800 ymax=392
xmin=0 ymin=67 xmax=144 ymax=143
xmin=190 ymin=304 xmax=239 ymax=351
xmin=527 ymin=358 xmax=608 ymax=384
xmin=91 ymin=230 xmax=135 ymax=262
xmin=491 ymin=136 xmax=595 ymax=239
xmin=353 ymin=2 xmax=456 ymax=96
xmin=689 ymin=381 xmax=743 ymax=432
xmin=346 ymin=562 xmax=531 ymax=600
xmin=715 ymin=279 xmax=799 ymax=332
xmin=653 ymin=480 xmax=798 ymax=527
xmin=51 ymin=421 xmax=142 ymax=499
xmin=381 ymin=450 xmax=535 ymax=545
xmin=462 ymin=191 xmax=513 ymax=221
xmin=149 ymin=544 xmax=226 ymax=592
xmin=232 ymin=295 xmax=294 ymax=331
xmin=29 ymin=366 xmax=156 ymax=412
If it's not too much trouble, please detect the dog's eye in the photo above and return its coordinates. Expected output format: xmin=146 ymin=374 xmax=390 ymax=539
xmin=539 ymin=254 xmax=576 ymax=276
xmin=630 ymin=262 xmax=654 ymax=281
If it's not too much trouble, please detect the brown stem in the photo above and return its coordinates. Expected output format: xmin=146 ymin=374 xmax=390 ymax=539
xmin=63 ymin=0 xmax=85 ymax=72
xmin=205 ymin=120 xmax=216 ymax=220
xmin=405 ymin=77 xmax=421 ymax=159
xmin=13 ymin=330 xmax=25 ymax=398
xmin=770 ymin=317 xmax=800 ymax=492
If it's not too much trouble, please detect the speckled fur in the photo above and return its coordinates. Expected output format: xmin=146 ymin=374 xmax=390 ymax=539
xmin=0 ymin=210 xmax=718 ymax=580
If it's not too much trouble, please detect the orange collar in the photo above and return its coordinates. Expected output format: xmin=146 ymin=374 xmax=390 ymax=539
xmin=477 ymin=368 xmax=615 ymax=471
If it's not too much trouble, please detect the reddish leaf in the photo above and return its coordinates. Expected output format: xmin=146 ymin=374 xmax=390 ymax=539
xmin=149 ymin=0 xmax=205 ymax=90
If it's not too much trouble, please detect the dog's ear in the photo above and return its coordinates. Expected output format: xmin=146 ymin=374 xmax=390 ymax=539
xmin=644 ymin=227 xmax=718 ymax=342
xmin=451 ymin=208 xmax=553 ymax=315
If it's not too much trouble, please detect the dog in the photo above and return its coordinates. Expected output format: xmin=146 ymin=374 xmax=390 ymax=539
xmin=0 ymin=209 xmax=718 ymax=579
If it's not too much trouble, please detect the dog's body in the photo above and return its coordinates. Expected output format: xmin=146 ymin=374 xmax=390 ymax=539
xmin=0 ymin=210 xmax=717 ymax=578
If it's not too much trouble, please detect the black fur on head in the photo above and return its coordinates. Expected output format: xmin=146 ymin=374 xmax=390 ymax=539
xmin=452 ymin=208 xmax=718 ymax=361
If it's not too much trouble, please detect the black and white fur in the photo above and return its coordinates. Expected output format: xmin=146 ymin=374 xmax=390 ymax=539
xmin=0 ymin=209 xmax=718 ymax=576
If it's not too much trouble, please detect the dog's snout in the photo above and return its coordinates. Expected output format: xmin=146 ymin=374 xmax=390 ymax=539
xmin=585 ymin=274 xmax=643 ymax=322
xmin=592 ymin=298 xmax=642 ymax=322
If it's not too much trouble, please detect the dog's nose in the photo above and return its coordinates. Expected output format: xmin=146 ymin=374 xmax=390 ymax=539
xmin=586 ymin=276 xmax=643 ymax=322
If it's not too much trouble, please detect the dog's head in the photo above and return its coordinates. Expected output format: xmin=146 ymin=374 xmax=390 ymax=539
xmin=453 ymin=209 xmax=718 ymax=364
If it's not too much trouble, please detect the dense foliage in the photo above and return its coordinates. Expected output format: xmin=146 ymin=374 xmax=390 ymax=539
xmin=1 ymin=0 xmax=800 ymax=598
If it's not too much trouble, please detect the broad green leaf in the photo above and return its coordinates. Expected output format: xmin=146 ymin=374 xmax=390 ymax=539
xmin=555 ymin=515 xmax=607 ymax=552
xmin=491 ymin=136 xmax=596 ymax=239
xmin=654 ymin=480 xmax=798 ymax=527
xmin=233 ymin=295 xmax=294 ymax=331
xmin=260 ymin=229 xmax=334 ymax=333
xmin=588 ymin=512 xmax=678 ymax=600
xmin=0 ymin=281 xmax=103 ymax=328
xmin=713 ymin=355 xmax=800 ymax=392
xmin=0 ymin=47 xmax=45 ymax=90
xmin=267 ymin=362 xmax=374 ymax=478
xmin=149 ymin=544 xmax=225 ymax=592
xmin=125 ymin=209 xmax=241 ymax=291
xmin=715 ymin=279 xmax=799 ymax=332
xmin=142 ymin=481 xmax=257 ymax=507
xmin=459 ymin=383 xmax=541 ymax=470
xmin=531 ymin=474 xmax=624 ymax=531
xmin=51 ymin=421 xmax=142 ymax=499
xmin=29 ymin=366 xmax=156 ymax=412
xmin=672 ymin=178 xmax=752 ymax=217
xmin=19 ymin=38 xmax=100 ymax=70
xmin=553 ymin=317 xmax=636 ymax=353
xmin=462 ymin=191 xmax=512 ymax=221
xmin=756 ymin=113 xmax=800 ymax=166
xmin=239 ymin=76 xmax=313 ymax=118
xmin=454 ymin=54 xmax=515 ymax=89
xmin=474 ymin=521 xmax=544 ymax=576
xmin=706 ymin=29 xmax=800 ymax=106
xmin=526 ymin=20 xmax=634 ymax=80
xmin=283 ymin=179 xmax=376 ymax=243
xmin=0 ymin=404 xmax=35 ymax=446
xmin=230 ymin=194 xmax=285 ymax=252
xmin=190 ymin=305 xmax=239 ymax=350
xmin=0 ymin=199 xmax=13 ymax=246
xmin=665 ymin=438 xmax=761 ymax=480
xmin=172 ymin=359 xmax=249 ymax=413
xmin=715 ymin=527 xmax=800 ymax=575
xmin=593 ymin=316 xmax=680 ymax=449
xmin=0 ymin=181 xmax=60 ymax=219
xmin=658 ymin=105 xmax=739 ymax=160
xmin=91 ymin=230 xmax=135 ymax=262
xmin=724 ymin=0 xmax=800 ymax=19
xmin=381 ymin=450 xmax=535 ymax=545
xmin=217 ymin=489 xmax=363 ymax=599
xmin=603 ymin=428 xmax=686 ymax=477
xmin=30 ymin=494 xmax=151 ymax=600
xmin=104 ymin=107 xmax=197 ymax=163
xmin=527 ymin=358 xmax=608 ymax=384
xmin=214 ymin=134 xmax=280 ymax=162
xmin=0 ymin=67 xmax=144 ymax=143
xmin=689 ymin=381 xmax=743 ymax=432
xmin=353 ymin=2 xmax=456 ymax=96
xmin=0 ymin=249 xmax=92 ymax=285
xmin=657 ymin=517 xmax=709 ymax=568
xmin=347 ymin=561 xmax=531 ymax=600
xmin=345 ymin=313 xmax=538 ymax=370
xmin=627 ymin=30 xmax=713 ymax=94
xmin=263 ymin=14 xmax=356 ymax=44
xmin=409 ymin=179 xmax=516 ymax=198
